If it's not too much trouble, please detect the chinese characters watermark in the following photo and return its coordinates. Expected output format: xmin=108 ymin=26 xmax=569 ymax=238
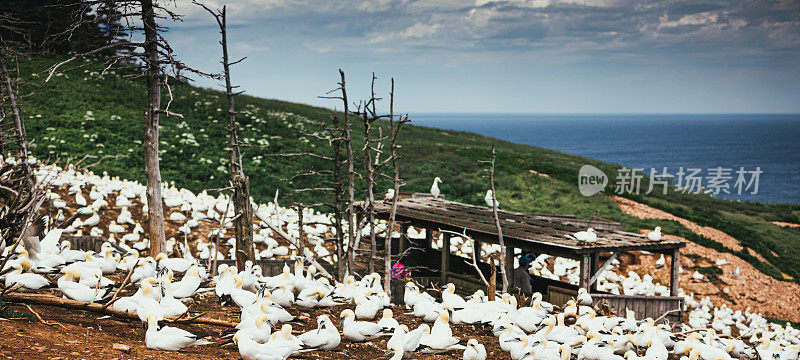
xmin=579 ymin=166 xmax=762 ymax=196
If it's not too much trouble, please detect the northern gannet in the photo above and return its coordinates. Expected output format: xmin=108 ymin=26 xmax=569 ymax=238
xmin=647 ymin=227 xmax=662 ymax=241
xmin=297 ymin=315 xmax=340 ymax=351
xmin=145 ymin=314 xmax=211 ymax=351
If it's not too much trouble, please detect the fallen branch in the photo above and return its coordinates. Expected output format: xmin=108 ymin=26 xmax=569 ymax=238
xmin=22 ymin=304 xmax=68 ymax=330
xmin=2 ymin=293 xmax=237 ymax=328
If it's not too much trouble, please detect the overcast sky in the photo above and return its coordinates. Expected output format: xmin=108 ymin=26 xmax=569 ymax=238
xmin=163 ymin=0 xmax=800 ymax=114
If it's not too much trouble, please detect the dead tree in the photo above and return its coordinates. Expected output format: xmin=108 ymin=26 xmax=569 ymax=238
xmin=45 ymin=0 xmax=216 ymax=256
xmin=197 ymin=3 xmax=255 ymax=270
xmin=0 ymin=53 xmax=32 ymax=187
xmin=320 ymin=70 xmax=358 ymax=278
xmin=361 ymin=74 xmax=379 ymax=273
xmin=139 ymin=0 xmax=168 ymax=255
xmin=340 ymin=71 xmax=357 ymax=276
xmin=481 ymin=144 xmax=509 ymax=292
xmin=382 ymin=79 xmax=410 ymax=294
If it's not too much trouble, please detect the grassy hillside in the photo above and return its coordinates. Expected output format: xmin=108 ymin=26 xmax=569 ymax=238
xmin=14 ymin=56 xmax=800 ymax=283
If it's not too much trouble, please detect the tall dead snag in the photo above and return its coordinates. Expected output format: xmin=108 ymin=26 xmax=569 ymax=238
xmin=340 ymin=70 xmax=357 ymax=277
xmin=197 ymin=3 xmax=255 ymax=270
xmin=383 ymin=79 xmax=409 ymax=294
xmin=483 ymin=144 xmax=509 ymax=292
xmin=361 ymin=74 xmax=379 ymax=273
xmin=47 ymin=0 xmax=214 ymax=256
xmin=321 ymin=70 xmax=356 ymax=278
xmin=0 ymin=53 xmax=32 ymax=187
xmin=330 ymin=111 xmax=347 ymax=281
xmin=140 ymin=0 xmax=167 ymax=255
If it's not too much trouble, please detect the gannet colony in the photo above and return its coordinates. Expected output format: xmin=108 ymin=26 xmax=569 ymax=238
xmin=2 ymin=156 xmax=798 ymax=360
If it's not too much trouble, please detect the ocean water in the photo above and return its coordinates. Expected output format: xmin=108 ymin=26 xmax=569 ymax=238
xmin=413 ymin=114 xmax=800 ymax=204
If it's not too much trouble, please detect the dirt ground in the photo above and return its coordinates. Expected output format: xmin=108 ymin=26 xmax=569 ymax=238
xmin=609 ymin=196 xmax=800 ymax=322
xmin=1 ymin=295 xmax=507 ymax=360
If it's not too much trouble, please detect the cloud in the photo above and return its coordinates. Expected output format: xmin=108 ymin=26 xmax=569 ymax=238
xmin=658 ymin=11 xmax=719 ymax=29
xmin=162 ymin=0 xmax=800 ymax=67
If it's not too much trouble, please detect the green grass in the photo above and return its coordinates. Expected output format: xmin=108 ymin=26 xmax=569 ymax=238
xmin=13 ymin=56 xmax=800 ymax=283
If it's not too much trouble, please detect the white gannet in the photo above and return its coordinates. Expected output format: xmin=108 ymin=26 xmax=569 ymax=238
xmin=419 ymin=319 xmax=464 ymax=354
xmin=431 ymin=177 xmax=442 ymax=198
xmin=340 ymin=309 xmax=391 ymax=342
xmin=145 ymin=314 xmax=211 ymax=351
xmin=232 ymin=314 xmax=273 ymax=344
xmin=4 ymin=261 xmax=52 ymax=291
xmin=648 ymin=226 xmax=662 ymax=241
xmin=297 ymin=315 xmax=341 ymax=351
xmin=573 ymin=228 xmax=597 ymax=242
xmin=577 ymin=288 xmax=593 ymax=306
xmin=463 ymin=339 xmax=487 ymax=360
xmin=377 ymin=308 xmax=401 ymax=331
xmin=484 ymin=190 xmax=499 ymax=208
xmin=234 ymin=332 xmax=293 ymax=360
xmin=166 ymin=265 xmax=203 ymax=299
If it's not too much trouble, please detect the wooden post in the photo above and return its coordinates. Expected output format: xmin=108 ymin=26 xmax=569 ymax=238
xmin=579 ymin=254 xmax=590 ymax=290
xmin=423 ymin=227 xmax=433 ymax=249
xmin=441 ymin=232 xmax=451 ymax=284
xmin=670 ymin=249 xmax=681 ymax=296
xmin=398 ymin=223 xmax=409 ymax=255
xmin=402 ymin=224 xmax=410 ymax=252
xmin=474 ymin=239 xmax=482 ymax=261
xmin=590 ymin=252 xmax=599 ymax=292
xmin=505 ymin=245 xmax=514 ymax=283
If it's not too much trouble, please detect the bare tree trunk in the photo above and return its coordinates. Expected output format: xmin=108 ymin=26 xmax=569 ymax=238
xmin=364 ymin=74 xmax=377 ymax=273
xmin=384 ymin=79 xmax=401 ymax=294
xmin=232 ymin=175 xmax=254 ymax=267
xmin=0 ymin=54 xmax=32 ymax=187
xmin=141 ymin=0 xmax=166 ymax=255
xmin=296 ymin=204 xmax=305 ymax=252
xmin=206 ymin=5 xmax=255 ymax=269
xmin=488 ymin=144 xmax=509 ymax=292
xmin=339 ymin=70 xmax=357 ymax=277
xmin=331 ymin=113 xmax=346 ymax=281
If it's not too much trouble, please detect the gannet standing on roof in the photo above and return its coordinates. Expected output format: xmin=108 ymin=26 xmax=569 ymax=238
xmin=485 ymin=190 xmax=499 ymax=208
xmin=573 ymin=228 xmax=597 ymax=242
xmin=431 ymin=177 xmax=442 ymax=198
xmin=648 ymin=226 xmax=662 ymax=241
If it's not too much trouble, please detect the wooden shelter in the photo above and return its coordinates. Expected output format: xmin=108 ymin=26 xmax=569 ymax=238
xmin=373 ymin=196 xmax=686 ymax=322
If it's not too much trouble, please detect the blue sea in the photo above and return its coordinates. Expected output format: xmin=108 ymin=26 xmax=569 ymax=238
xmin=413 ymin=114 xmax=800 ymax=204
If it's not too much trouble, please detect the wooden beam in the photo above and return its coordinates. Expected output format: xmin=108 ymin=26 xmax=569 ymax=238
xmin=588 ymin=251 xmax=620 ymax=287
xmin=441 ymin=232 xmax=451 ymax=284
xmin=670 ymin=249 xmax=681 ymax=296
xmin=579 ymin=254 xmax=590 ymax=290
